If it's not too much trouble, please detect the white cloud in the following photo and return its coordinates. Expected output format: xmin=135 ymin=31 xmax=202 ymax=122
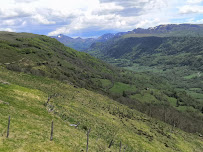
xmin=179 ymin=5 xmax=203 ymax=14
xmin=195 ymin=19 xmax=203 ymax=23
xmin=1 ymin=20 xmax=16 ymax=26
xmin=48 ymin=11 xmax=167 ymax=36
xmin=0 ymin=7 xmax=33 ymax=19
xmin=187 ymin=0 xmax=203 ymax=4
xmin=187 ymin=18 xmax=203 ymax=24
xmin=93 ymin=2 xmax=124 ymax=15
xmin=0 ymin=28 xmax=15 ymax=32
xmin=47 ymin=0 xmax=174 ymax=36
xmin=135 ymin=18 xmax=161 ymax=28
xmin=14 ymin=0 xmax=37 ymax=3
xmin=179 ymin=0 xmax=203 ymax=14
xmin=0 ymin=9 xmax=20 ymax=18
xmin=32 ymin=14 xmax=56 ymax=25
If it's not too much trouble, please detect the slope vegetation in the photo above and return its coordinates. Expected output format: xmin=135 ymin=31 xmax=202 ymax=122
xmin=0 ymin=67 xmax=203 ymax=152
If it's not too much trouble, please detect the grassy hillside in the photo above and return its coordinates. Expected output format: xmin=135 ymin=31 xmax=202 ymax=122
xmin=0 ymin=31 xmax=116 ymax=90
xmin=0 ymin=67 xmax=203 ymax=152
xmin=0 ymin=31 xmax=203 ymax=136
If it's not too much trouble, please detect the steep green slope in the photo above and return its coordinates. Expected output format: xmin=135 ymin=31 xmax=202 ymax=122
xmin=0 ymin=31 xmax=115 ymax=90
xmin=0 ymin=31 xmax=203 ymax=136
xmin=0 ymin=67 xmax=203 ymax=152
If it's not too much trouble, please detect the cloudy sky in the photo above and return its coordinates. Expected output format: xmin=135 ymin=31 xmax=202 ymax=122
xmin=0 ymin=0 xmax=203 ymax=37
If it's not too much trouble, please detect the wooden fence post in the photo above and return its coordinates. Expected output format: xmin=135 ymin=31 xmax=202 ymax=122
xmin=75 ymin=122 xmax=80 ymax=129
xmin=108 ymin=139 xmax=114 ymax=148
xmin=6 ymin=116 xmax=10 ymax=138
xmin=50 ymin=120 xmax=54 ymax=141
xmin=86 ymin=128 xmax=91 ymax=152
xmin=119 ymin=141 xmax=122 ymax=152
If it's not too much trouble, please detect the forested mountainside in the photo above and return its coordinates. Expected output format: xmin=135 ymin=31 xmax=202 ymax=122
xmin=85 ymin=24 xmax=203 ymax=104
xmin=0 ymin=32 xmax=202 ymax=152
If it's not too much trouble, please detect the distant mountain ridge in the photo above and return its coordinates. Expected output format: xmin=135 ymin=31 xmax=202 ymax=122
xmin=50 ymin=34 xmax=95 ymax=51
xmin=132 ymin=24 xmax=203 ymax=35
xmin=51 ymin=24 xmax=203 ymax=51
xmin=86 ymin=24 xmax=203 ymax=59
xmin=51 ymin=32 xmax=123 ymax=51
xmin=114 ymin=24 xmax=203 ymax=38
